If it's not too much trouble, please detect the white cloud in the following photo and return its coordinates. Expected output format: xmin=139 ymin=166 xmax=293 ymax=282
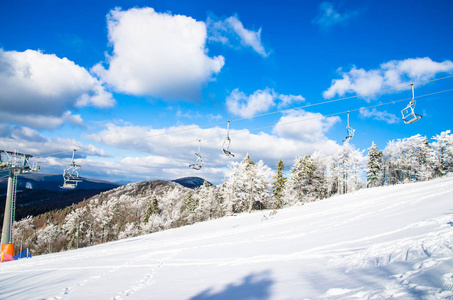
xmin=381 ymin=58 xmax=453 ymax=81
xmin=277 ymin=94 xmax=305 ymax=109
xmin=85 ymin=113 xmax=341 ymax=184
xmin=0 ymin=49 xmax=114 ymax=129
xmin=273 ymin=110 xmax=341 ymax=142
xmin=0 ymin=125 xmax=107 ymax=159
xmin=93 ymin=7 xmax=225 ymax=100
xmin=359 ymin=108 xmax=399 ymax=124
xmin=323 ymin=57 xmax=453 ymax=99
xmin=225 ymin=16 xmax=268 ymax=57
xmin=226 ymin=88 xmax=305 ymax=118
xmin=226 ymin=88 xmax=276 ymax=118
xmin=312 ymin=2 xmax=358 ymax=30
xmin=207 ymin=15 xmax=269 ymax=57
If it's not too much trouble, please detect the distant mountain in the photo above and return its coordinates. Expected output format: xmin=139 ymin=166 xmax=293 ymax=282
xmin=172 ymin=177 xmax=212 ymax=189
xmin=0 ymin=173 xmax=121 ymax=221
xmin=0 ymin=174 xmax=212 ymax=223
xmin=0 ymin=173 xmax=121 ymax=192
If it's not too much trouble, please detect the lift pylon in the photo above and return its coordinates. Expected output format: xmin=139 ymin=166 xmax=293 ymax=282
xmin=0 ymin=150 xmax=40 ymax=254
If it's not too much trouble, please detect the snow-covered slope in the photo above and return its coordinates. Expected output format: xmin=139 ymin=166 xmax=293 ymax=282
xmin=1 ymin=177 xmax=453 ymax=300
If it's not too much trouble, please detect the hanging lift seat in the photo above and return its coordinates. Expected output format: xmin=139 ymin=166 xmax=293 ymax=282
xmin=401 ymin=102 xmax=422 ymax=124
xmin=401 ymin=83 xmax=422 ymax=125
xmin=222 ymin=136 xmax=235 ymax=157
xmin=222 ymin=121 xmax=235 ymax=157
xmin=189 ymin=143 xmax=203 ymax=170
xmin=60 ymin=149 xmax=83 ymax=189
xmin=342 ymin=124 xmax=355 ymax=143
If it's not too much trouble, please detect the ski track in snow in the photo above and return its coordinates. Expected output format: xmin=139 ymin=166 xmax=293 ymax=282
xmin=1 ymin=177 xmax=453 ymax=299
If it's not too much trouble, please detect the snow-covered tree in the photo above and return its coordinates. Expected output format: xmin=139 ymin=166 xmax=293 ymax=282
xmin=382 ymin=139 xmax=401 ymax=185
xmin=144 ymin=193 xmax=161 ymax=224
xmin=410 ymin=135 xmax=437 ymax=181
xmin=224 ymin=154 xmax=273 ymax=213
xmin=159 ymin=187 xmax=186 ymax=228
xmin=272 ymin=159 xmax=286 ymax=209
xmin=329 ymin=145 xmax=351 ymax=195
xmin=328 ymin=144 xmax=365 ymax=195
xmin=432 ymin=130 xmax=453 ymax=176
xmin=12 ymin=215 xmax=34 ymax=253
xmin=383 ymin=134 xmax=438 ymax=184
xmin=284 ymin=155 xmax=318 ymax=205
xmin=118 ymin=222 xmax=142 ymax=240
xmin=195 ymin=180 xmax=221 ymax=221
xmin=36 ymin=223 xmax=60 ymax=254
xmin=63 ymin=207 xmax=89 ymax=249
xmin=367 ymin=142 xmax=383 ymax=188
xmin=311 ymin=151 xmax=328 ymax=200
xmin=89 ymin=196 xmax=115 ymax=244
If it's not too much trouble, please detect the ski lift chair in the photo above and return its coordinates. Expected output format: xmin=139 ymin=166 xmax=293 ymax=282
xmin=401 ymin=84 xmax=422 ymax=124
xmin=60 ymin=149 xmax=83 ymax=189
xmin=222 ymin=121 xmax=235 ymax=157
xmin=342 ymin=111 xmax=355 ymax=143
xmin=189 ymin=140 xmax=203 ymax=170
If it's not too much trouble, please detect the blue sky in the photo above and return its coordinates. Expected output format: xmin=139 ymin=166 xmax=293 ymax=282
xmin=1 ymin=0 xmax=452 ymax=184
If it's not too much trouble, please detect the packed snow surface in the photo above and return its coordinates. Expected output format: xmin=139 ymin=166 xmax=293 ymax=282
xmin=1 ymin=177 xmax=453 ymax=299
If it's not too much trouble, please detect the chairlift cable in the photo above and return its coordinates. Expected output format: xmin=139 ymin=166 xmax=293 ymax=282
xmin=29 ymin=78 xmax=453 ymax=160
xmin=129 ymin=87 xmax=453 ymax=152
xmin=226 ymin=75 xmax=453 ymax=124
xmin=34 ymin=149 xmax=80 ymax=159
xmin=16 ymin=86 xmax=453 ymax=171
xmin=54 ymin=75 xmax=453 ymax=150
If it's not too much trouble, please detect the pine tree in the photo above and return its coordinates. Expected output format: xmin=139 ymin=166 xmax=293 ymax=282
xmin=311 ymin=151 xmax=328 ymax=200
xmin=144 ymin=194 xmax=161 ymax=224
xmin=284 ymin=157 xmax=304 ymax=205
xmin=272 ymin=159 xmax=286 ymax=209
xmin=301 ymin=155 xmax=317 ymax=201
xmin=367 ymin=142 xmax=383 ymax=188
xmin=284 ymin=155 xmax=318 ymax=204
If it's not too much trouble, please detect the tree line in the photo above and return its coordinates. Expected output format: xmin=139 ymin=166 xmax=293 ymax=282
xmin=11 ymin=130 xmax=453 ymax=256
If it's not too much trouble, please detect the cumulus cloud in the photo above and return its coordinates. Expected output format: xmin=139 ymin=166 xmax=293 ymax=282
xmin=0 ymin=49 xmax=114 ymax=128
xmin=86 ymin=113 xmax=341 ymax=184
xmin=207 ymin=15 xmax=269 ymax=57
xmin=312 ymin=2 xmax=358 ymax=30
xmin=0 ymin=110 xmax=84 ymax=130
xmin=273 ymin=109 xmax=341 ymax=142
xmin=0 ymin=124 xmax=107 ymax=159
xmin=226 ymin=88 xmax=305 ymax=118
xmin=359 ymin=108 xmax=399 ymax=124
xmin=93 ymin=7 xmax=225 ymax=100
xmin=226 ymin=88 xmax=276 ymax=118
xmin=323 ymin=57 xmax=453 ymax=99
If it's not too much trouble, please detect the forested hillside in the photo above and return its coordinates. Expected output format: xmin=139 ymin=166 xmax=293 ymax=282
xmin=0 ymin=173 xmax=121 ymax=226
xmin=10 ymin=130 xmax=453 ymax=256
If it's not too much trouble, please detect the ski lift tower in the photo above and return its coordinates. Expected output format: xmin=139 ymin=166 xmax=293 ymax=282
xmin=0 ymin=150 xmax=40 ymax=256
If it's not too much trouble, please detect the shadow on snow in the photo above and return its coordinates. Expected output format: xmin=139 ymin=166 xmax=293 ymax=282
xmin=190 ymin=271 xmax=273 ymax=300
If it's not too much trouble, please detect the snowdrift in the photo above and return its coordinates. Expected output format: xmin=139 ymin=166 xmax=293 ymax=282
xmin=0 ymin=177 xmax=452 ymax=299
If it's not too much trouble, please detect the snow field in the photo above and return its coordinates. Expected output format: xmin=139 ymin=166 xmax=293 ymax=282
xmin=0 ymin=177 xmax=452 ymax=299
